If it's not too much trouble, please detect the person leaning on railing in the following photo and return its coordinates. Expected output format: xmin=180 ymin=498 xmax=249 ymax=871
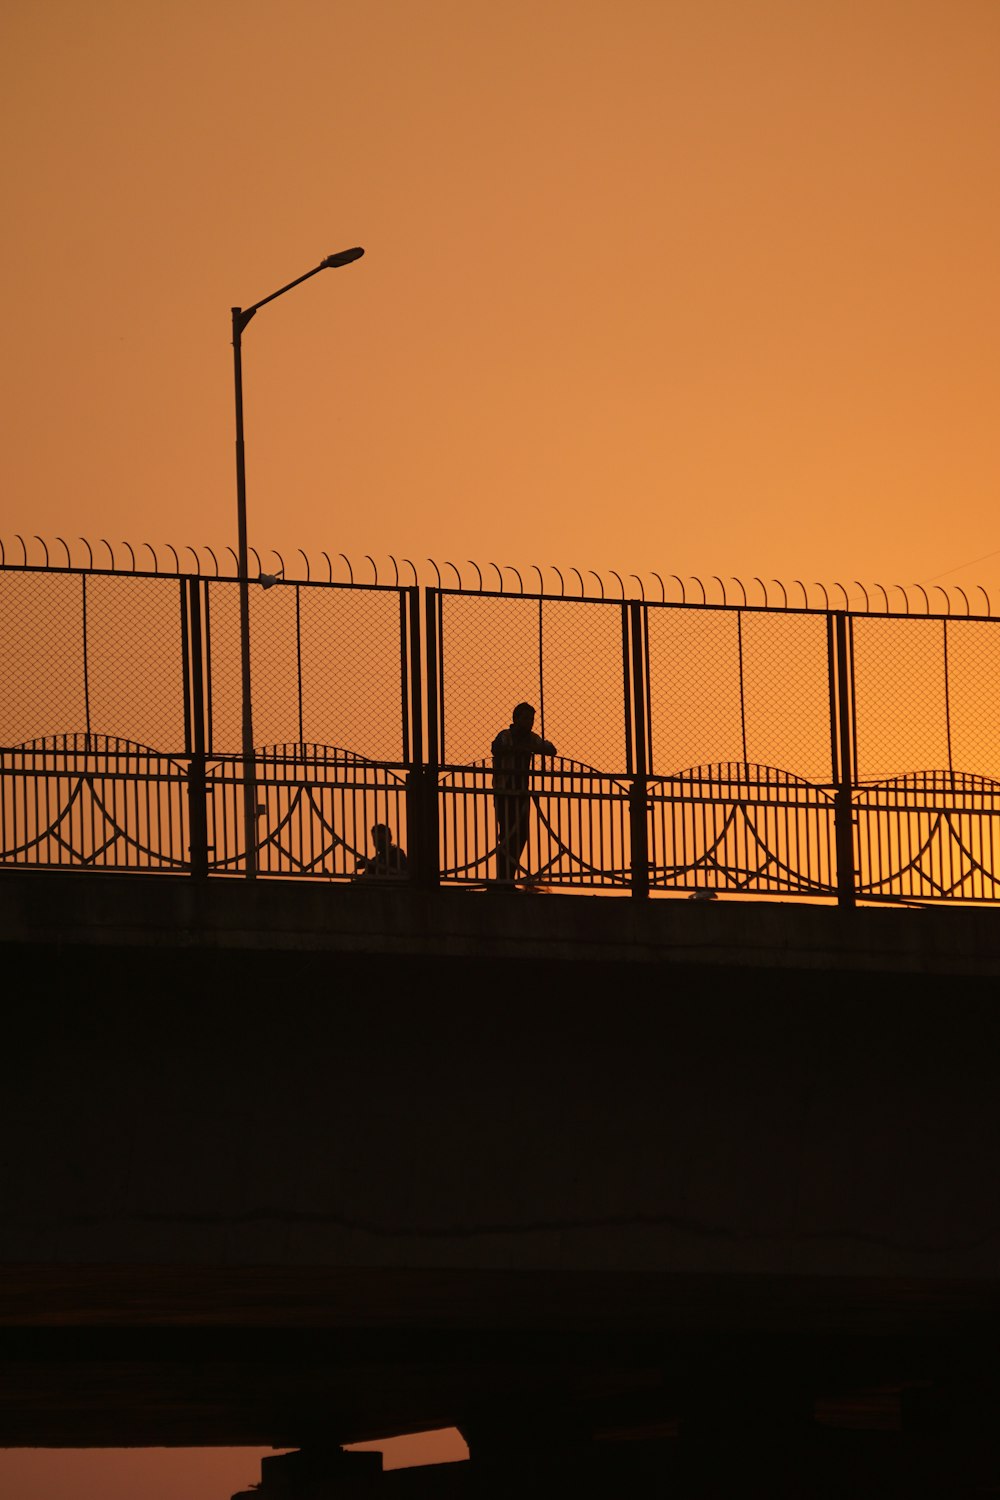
xmin=490 ymin=702 xmax=557 ymax=884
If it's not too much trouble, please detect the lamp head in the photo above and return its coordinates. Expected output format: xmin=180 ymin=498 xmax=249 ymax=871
xmin=259 ymin=570 xmax=284 ymax=590
xmin=322 ymin=247 xmax=365 ymax=269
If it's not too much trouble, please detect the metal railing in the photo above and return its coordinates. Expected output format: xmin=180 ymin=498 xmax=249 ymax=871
xmin=5 ymin=550 xmax=1000 ymax=905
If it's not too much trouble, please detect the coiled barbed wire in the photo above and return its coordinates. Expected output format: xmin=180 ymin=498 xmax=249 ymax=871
xmin=0 ymin=536 xmax=994 ymax=616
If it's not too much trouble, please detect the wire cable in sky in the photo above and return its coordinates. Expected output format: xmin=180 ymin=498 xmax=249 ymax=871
xmin=923 ymin=546 xmax=1000 ymax=584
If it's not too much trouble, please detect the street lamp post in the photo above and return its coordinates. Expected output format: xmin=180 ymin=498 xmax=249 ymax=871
xmin=231 ymin=247 xmax=364 ymax=877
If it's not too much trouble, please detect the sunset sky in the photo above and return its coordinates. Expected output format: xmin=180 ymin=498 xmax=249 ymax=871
xmin=3 ymin=0 xmax=999 ymax=1491
xmin=4 ymin=0 xmax=999 ymax=600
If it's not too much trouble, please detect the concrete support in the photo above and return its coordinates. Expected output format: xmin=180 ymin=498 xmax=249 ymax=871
xmin=232 ymin=1447 xmax=382 ymax=1499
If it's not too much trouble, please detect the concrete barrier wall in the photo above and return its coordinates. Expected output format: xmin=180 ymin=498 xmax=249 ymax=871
xmin=3 ymin=873 xmax=1000 ymax=1281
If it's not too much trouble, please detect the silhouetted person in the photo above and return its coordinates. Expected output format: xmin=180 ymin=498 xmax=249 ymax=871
xmin=491 ymin=702 xmax=556 ymax=883
xmin=354 ymin=823 xmax=408 ymax=880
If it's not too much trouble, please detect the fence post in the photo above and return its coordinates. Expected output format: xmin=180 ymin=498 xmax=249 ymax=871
xmin=629 ymin=775 xmax=649 ymax=898
xmin=183 ymin=577 xmax=210 ymax=878
xmin=407 ymin=765 xmax=439 ymax=890
xmin=410 ymin=586 xmax=441 ymax=890
xmin=831 ymin=611 xmax=857 ymax=909
xmin=627 ymin=601 xmax=650 ymax=898
xmin=187 ymin=755 xmax=209 ymax=879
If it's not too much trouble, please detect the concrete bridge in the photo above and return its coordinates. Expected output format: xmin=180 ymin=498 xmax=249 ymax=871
xmin=3 ymin=872 xmax=1000 ymax=1495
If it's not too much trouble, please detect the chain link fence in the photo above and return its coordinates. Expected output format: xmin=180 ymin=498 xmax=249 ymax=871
xmin=0 ymin=572 xmax=188 ymax=750
xmin=852 ymin=617 xmax=950 ymax=782
xmin=852 ymin=615 xmax=1000 ymax=784
xmin=646 ymin=606 xmax=832 ymax=781
xmin=85 ymin=575 xmax=187 ymax=750
xmin=934 ymin=619 xmax=1000 ymax=779
xmin=204 ymin=581 xmax=408 ymax=760
xmin=297 ymin=585 xmax=406 ymax=760
xmin=437 ymin=593 xmax=627 ymax=769
xmin=0 ymin=567 xmax=414 ymax=878
xmin=0 ymin=570 xmax=89 ymax=744
xmin=6 ymin=562 xmax=1000 ymax=903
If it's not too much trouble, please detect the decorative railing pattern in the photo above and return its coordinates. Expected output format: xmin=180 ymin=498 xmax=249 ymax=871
xmin=232 ymin=746 xmax=410 ymax=880
xmin=0 ymin=737 xmax=191 ymax=872
xmin=853 ymin=772 xmax=1000 ymax=903
xmin=5 ymin=551 xmax=1000 ymax=904
xmin=647 ymin=765 xmax=837 ymax=898
xmin=437 ymin=762 xmax=632 ymax=890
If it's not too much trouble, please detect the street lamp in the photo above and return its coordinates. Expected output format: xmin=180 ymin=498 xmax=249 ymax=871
xmin=232 ymin=247 xmax=364 ymax=877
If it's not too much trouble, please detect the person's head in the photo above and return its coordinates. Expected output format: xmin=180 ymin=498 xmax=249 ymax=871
xmin=371 ymin=823 xmax=392 ymax=849
xmin=512 ymin=702 xmax=535 ymax=730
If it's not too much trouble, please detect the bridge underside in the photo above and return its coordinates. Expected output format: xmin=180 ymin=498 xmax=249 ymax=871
xmin=2 ymin=1263 xmax=1000 ymax=1446
xmin=2 ymin=872 xmax=1000 ymax=1489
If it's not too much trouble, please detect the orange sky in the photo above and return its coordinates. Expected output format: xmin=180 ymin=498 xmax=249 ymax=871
xmin=4 ymin=0 xmax=999 ymax=598
xmin=0 ymin=1433 xmax=468 ymax=1498
xmin=3 ymin=0 xmax=999 ymax=1490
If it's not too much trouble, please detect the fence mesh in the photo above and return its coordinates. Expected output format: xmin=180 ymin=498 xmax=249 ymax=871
xmin=941 ymin=620 xmax=1000 ymax=779
xmin=739 ymin=612 xmax=832 ymax=781
xmin=852 ymin=618 xmax=949 ymax=782
xmin=247 ymin=581 xmax=301 ymax=751
xmin=647 ymin=608 xmax=832 ymax=781
xmin=539 ymin=600 xmax=628 ymax=771
xmin=205 ymin=580 xmax=241 ymax=753
xmin=85 ymin=575 xmax=186 ymax=750
xmin=438 ymin=594 xmax=627 ymax=769
xmin=647 ymin=608 xmax=743 ymax=772
xmin=438 ymin=595 xmax=542 ymax=766
xmin=0 ymin=571 xmax=87 ymax=744
xmin=206 ymin=581 xmax=406 ymax=759
xmin=298 ymin=586 xmax=404 ymax=760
